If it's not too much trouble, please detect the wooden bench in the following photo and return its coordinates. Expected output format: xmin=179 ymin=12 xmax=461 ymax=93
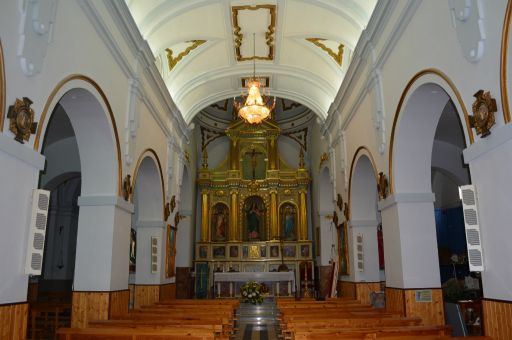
xmin=57 ymin=326 xmax=217 ymax=340
xmin=291 ymin=325 xmax=452 ymax=340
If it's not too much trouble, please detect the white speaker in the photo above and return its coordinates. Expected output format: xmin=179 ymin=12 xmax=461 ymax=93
xmin=356 ymin=233 xmax=364 ymax=272
xmin=459 ymin=185 xmax=485 ymax=272
xmin=151 ymin=236 xmax=158 ymax=274
xmin=25 ymin=189 xmax=51 ymax=275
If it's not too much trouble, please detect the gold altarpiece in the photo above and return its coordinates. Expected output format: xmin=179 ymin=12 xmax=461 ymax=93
xmin=195 ymin=119 xmax=312 ymax=278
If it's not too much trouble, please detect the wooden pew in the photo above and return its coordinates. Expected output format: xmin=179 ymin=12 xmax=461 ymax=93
xmin=291 ymin=325 xmax=452 ymax=340
xmin=57 ymin=326 xmax=217 ymax=339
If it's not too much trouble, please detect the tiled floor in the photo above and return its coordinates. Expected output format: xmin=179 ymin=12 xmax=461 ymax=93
xmin=233 ymin=298 xmax=279 ymax=340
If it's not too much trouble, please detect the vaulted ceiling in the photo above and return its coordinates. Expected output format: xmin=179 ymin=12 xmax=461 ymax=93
xmin=126 ymin=0 xmax=376 ymax=124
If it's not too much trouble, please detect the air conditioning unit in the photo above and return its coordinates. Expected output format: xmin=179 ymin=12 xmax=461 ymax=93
xmin=25 ymin=189 xmax=51 ymax=275
xmin=459 ymin=185 xmax=484 ymax=272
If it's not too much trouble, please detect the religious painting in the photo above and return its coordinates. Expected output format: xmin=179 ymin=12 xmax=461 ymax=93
xmin=270 ymin=245 xmax=279 ymax=258
xmin=211 ymin=203 xmax=229 ymax=241
xmin=242 ymin=246 xmax=249 ymax=258
xmin=283 ymin=245 xmax=296 ymax=258
xmin=229 ymin=245 xmax=239 ymax=258
xmin=243 ymin=196 xmax=266 ymax=241
xmin=260 ymin=245 xmax=267 ymax=258
xmin=279 ymin=202 xmax=297 ymax=241
xmin=165 ymin=225 xmax=177 ymax=278
xmin=300 ymin=244 xmax=310 ymax=258
xmin=129 ymin=228 xmax=136 ymax=272
xmin=249 ymin=245 xmax=260 ymax=259
xmin=213 ymin=246 xmax=226 ymax=259
xmin=241 ymin=147 xmax=267 ymax=180
xmin=377 ymin=223 xmax=385 ymax=270
xmin=198 ymin=245 xmax=208 ymax=259
xmin=338 ymin=222 xmax=350 ymax=275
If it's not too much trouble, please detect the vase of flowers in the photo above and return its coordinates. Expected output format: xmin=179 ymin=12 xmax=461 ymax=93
xmin=240 ymin=281 xmax=268 ymax=304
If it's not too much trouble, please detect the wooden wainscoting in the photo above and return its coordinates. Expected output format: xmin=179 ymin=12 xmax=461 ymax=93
xmin=71 ymin=292 xmax=110 ymax=328
xmin=134 ymin=285 xmax=160 ymax=309
xmin=0 ymin=302 xmax=28 ymax=340
xmin=108 ymin=290 xmax=129 ymax=318
xmin=355 ymin=282 xmax=381 ymax=305
xmin=483 ymin=298 xmax=512 ymax=340
xmin=339 ymin=281 xmax=356 ymax=298
xmin=159 ymin=283 xmax=176 ymax=301
xmin=385 ymin=287 xmax=405 ymax=315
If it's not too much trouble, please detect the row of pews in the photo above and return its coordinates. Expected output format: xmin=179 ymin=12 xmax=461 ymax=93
xmin=277 ymin=297 xmax=492 ymax=340
xmin=56 ymin=299 xmax=239 ymax=339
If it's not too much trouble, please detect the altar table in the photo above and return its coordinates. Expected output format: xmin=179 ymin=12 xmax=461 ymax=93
xmin=214 ymin=272 xmax=295 ymax=298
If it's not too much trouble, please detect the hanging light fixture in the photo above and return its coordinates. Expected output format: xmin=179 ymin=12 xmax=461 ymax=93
xmin=234 ymin=33 xmax=275 ymax=124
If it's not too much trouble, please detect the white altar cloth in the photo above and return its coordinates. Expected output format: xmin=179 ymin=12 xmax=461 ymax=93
xmin=214 ymin=272 xmax=295 ymax=297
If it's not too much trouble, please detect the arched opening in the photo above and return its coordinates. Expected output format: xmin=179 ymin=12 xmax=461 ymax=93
xmin=31 ymin=83 xmax=120 ymax=336
xmin=348 ymin=152 xmax=385 ymax=304
xmin=389 ymin=77 xmax=475 ymax=326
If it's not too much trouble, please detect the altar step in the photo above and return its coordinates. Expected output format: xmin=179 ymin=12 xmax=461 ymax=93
xmin=234 ymin=298 xmax=280 ymax=340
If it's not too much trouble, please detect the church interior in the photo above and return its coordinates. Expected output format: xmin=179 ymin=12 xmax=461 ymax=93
xmin=1 ymin=0 xmax=512 ymax=339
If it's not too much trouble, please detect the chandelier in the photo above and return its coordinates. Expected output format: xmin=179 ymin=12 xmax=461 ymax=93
xmin=234 ymin=34 xmax=275 ymax=124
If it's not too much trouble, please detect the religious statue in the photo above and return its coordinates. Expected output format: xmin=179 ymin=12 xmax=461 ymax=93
xmin=245 ymin=196 xmax=265 ymax=240
xmin=281 ymin=203 xmax=296 ymax=240
xmin=212 ymin=203 xmax=228 ymax=241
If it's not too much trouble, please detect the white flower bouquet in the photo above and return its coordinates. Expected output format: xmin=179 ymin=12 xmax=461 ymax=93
xmin=240 ymin=281 xmax=267 ymax=304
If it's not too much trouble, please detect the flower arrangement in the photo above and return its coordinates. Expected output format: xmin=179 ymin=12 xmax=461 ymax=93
xmin=240 ymin=281 xmax=268 ymax=304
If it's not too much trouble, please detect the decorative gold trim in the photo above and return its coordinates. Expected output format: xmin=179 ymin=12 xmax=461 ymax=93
xmin=7 ymin=97 xmax=37 ymax=143
xmin=34 ymin=74 xmax=122 ymax=196
xmin=306 ymin=38 xmax=344 ymax=66
xmin=388 ymin=68 xmax=474 ymax=194
xmin=0 ymin=39 xmax=5 ymax=132
xmin=319 ymin=152 xmax=329 ymax=170
xmin=501 ymin=0 xmax=512 ymax=123
xmin=165 ymin=40 xmax=206 ymax=71
xmin=232 ymin=5 xmax=276 ymax=61
xmin=347 ymin=146 xmax=378 ymax=221
xmin=131 ymin=149 xmax=166 ymax=220
xmin=241 ymin=76 xmax=269 ymax=88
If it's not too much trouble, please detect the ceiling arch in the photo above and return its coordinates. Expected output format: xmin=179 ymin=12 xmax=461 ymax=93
xmin=126 ymin=0 xmax=376 ymax=124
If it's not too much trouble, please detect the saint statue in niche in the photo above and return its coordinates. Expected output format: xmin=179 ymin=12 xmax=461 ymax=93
xmin=244 ymin=196 xmax=265 ymax=240
xmin=211 ymin=203 xmax=228 ymax=241
xmin=280 ymin=203 xmax=297 ymax=241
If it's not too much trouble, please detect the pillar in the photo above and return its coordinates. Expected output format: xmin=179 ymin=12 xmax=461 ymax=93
xmin=299 ymin=190 xmax=308 ymax=240
xmin=229 ymin=139 xmax=239 ymax=170
xmin=270 ymin=190 xmax=278 ymax=239
xmin=229 ymin=190 xmax=238 ymax=241
xmin=200 ymin=191 xmax=209 ymax=241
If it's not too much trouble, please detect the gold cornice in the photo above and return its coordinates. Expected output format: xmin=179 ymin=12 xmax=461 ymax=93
xmin=0 ymin=39 xmax=5 ymax=132
xmin=34 ymin=74 xmax=122 ymax=196
xmin=165 ymin=40 xmax=206 ymax=71
xmin=388 ymin=68 xmax=474 ymax=194
xmin=232 ymin=5 xmax=276 ymax=61
xmin=131 ymin=149 xmax=166 ymax=221
xmin=501 ymin=0 xmax=512 ymax=123
xmin=347 ymin=146 xmax=378 ymax=221
xmin=306 ymin=38 xmax=344 ymax=66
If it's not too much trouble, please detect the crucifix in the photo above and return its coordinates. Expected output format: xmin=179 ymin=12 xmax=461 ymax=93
xmin=249 ymin=148 xmax=264 ymax=179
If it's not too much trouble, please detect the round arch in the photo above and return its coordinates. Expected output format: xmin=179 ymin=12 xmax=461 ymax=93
xmin=389 ymin=69 xmax=474 ymax=194
xmin=501 ymin=0 xmax=512 ymax=123
xmin=348 ymin=146 xmax=378 ymax=221
xmin=34 ymin=75 xmax=122 ymax=196
xmin=131 ymin=149 xmax=166 ymax=221
xmin=0 ymin=39 xmax=5 ymax=131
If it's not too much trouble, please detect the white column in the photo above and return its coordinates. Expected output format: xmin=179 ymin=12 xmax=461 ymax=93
xmin=0 ymin=134 xmax=45 ymax=303
xmin=74 ymin=195 xmax=133 ymax=291
xmin=176 ymin=209 xmax=193 ymax=268
xmin=378 ymin=192 xmax=440 ymax=288
xmin=348 ymin=219 xmax=380 ymax=282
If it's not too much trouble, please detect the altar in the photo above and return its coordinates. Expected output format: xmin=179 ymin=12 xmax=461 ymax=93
xmin=214 ymin=271 xmax=295 ymax=298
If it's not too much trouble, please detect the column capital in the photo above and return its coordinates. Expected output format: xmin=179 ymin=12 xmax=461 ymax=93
xmin=378 ymin=192 xmax=435 ymax=211
xmin=78 ymin=195 xmax=134 ymax=213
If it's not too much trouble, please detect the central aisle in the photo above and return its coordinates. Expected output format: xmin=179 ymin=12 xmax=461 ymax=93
xmin=234 ymin=298 xmax=280 ymax=340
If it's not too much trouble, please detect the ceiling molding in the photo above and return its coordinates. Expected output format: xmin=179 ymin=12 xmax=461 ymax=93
xmin=165 ymin=40 xmax=206 ymax=71
xmin=306 ymin=38 xmax=344 ymax=66
xmin=232 ymin=4 xmax=276 ymax=61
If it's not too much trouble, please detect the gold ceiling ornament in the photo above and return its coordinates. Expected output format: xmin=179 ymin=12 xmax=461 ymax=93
xmin=470 ymin=90 xmax=497 ymax=138
xmin=165 ymin=40 xmax=206 ymax=71
xmin=202 ymin=148 xmax=209 ymax=169
xmin=7 ymin=97 xmax=37 ymax=143
xmin=283 ymin=127 xmax=308 ymax=151
xmin=306 ymin=38 xmax=344 ymax=66
xmin=122 ymin=174 xmax=133 ymax=201
xmin=232 ymin=5 xmax=276 ymax=61
xmin=377 ymin=172 xmax=389 ymax=200
xmin=336 ymin=194 xmax=343 ymax=211
xmin=234 ymin=33 xmax=276 ymax=124
xmin=200 ymin=126 xmax=225 ymax=150
xmin=281 ymin=98 xmax=301 ymax=111
xmin=319 ymin=152 xmax=329 ymax=169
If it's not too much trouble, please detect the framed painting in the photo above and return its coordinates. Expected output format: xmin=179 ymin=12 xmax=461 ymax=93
xmin=211 ymin=203 xmax=229 ymax=241
xmin=300 ymin=244 xmax=310 ymax=258
xmin=249 ymin=245 xmax=260 ymax=259
xmin=338 ymin=221 xmax=350 ymax=275
xmin=242 ymin=245 xmax=249 ymax=259
xmin=213 ymin=245 xmax=226 ymax=259
xmin=260 ymin=245 xmax=267 ymax=258
xmin=279 ymin=202 xmax=297 ymax=241
xmin=283 ymin=245 xmax=296 ymax=258
xmin=198 ymin=245 xmax=208 ymax=259
xmin=229 ymin=245 xmax=239 ymax=258
xmin=165 ymin=225 xmax=177 ymax=278
xmin=269 ymin=245 xmax=279 ymax=258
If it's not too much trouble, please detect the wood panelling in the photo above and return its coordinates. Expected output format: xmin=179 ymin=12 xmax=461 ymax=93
xmin=404 ymin=288 xmax=444 ymax=326
xmin=134 ymin=285 xmax=159 ymax=309
xmin=128 ymin=284 xmax=135 ymax=309
xmin=109 ymin=290 xmax=129 ymax=318
xmin=483 ymin=299 xmax=512 ymax=340
xmin=159 ymin=283 xmax=176 ymax=301
xmin=355 ymin=282 xmax=381 ymax=305
xmin=318 ymin=265 xmax=333 ymax=298
xmin=339 ymin=281 xmax=356 ymax=299
xmin=71 ymin=292 xmax=109 ymax=328
xmin=385 ymin=287 xmax=405 ymax=316
xmin=0 ymin=302 xmax=28 ymax=340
